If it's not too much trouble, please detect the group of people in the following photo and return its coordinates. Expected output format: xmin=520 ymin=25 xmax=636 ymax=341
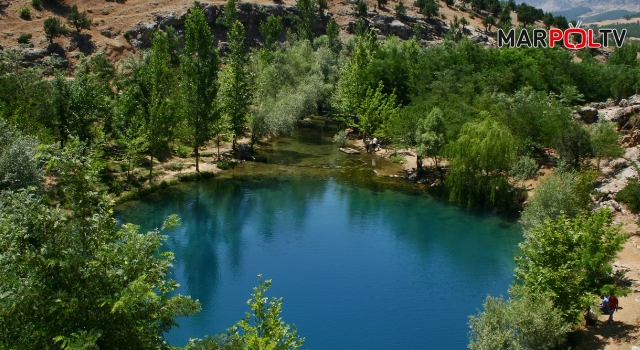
xmin=584 ymin=294 xmax=619 ymax=327
xmin=364 ymin=137 xmax=380 ymax=153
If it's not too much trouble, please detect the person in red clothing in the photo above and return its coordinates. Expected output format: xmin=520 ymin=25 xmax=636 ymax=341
xmin=608 ymin=294 xmax=619 ymax=324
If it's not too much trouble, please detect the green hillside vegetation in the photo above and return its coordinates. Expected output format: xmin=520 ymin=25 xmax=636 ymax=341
xmin=593 ymin=21 xmax=640 ymax=38
xmin=0 ymin=0 xmax=634 ymax=348
xmin=584 ymin=9 xmax=639 ymax=23
xmin=550 ymin=6 xmax=592 ymax=21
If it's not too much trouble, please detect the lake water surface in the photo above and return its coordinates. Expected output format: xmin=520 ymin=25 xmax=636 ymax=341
xmin=116 ymin=174 xmax=523 ymax=349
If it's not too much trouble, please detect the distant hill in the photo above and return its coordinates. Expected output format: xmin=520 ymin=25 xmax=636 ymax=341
xmin=516 ymin=0 xmax=640 ymax=12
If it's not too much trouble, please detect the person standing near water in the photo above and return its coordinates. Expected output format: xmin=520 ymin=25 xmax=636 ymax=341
xmin=365 ymin=138 xmax=370 ymax=153
xmin=372 ymin=137 xmax=378 ymax=152
xmin=608 ymin=294 xmax=618 ymax=323
xmin=599 ymin=295 xmax=610 ymax=316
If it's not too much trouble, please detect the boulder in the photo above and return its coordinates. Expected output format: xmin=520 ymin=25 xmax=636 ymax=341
xmin=628 ymin=95 xmax=640 ymax=106
xmin=22 ymin=48 xmax=46 ymax=61
xmin=610 ymin=157 xmax=629 ymax=170
xmin=619 ymin=99 xmax=629 ymax=107
xmin=127 ymin=22 xmax=157 ymax=49
xmin=577 ymin=107 xmax=598 ymax=123
xmin=590 ymin=102 xmax=607 ymax=109
xmin=625 ymin=147 xmax=640 ymax=161
xmin=388 ymin=20 xmax=412 ymax=39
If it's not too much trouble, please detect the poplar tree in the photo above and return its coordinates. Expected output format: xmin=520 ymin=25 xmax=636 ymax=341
xmin=182 ymin=5 xmax=220 ymax=172
xmin=220 ymin=21 xmax=252 ymax=151
xmin=296 ymin=0 xmax=318 ymax=43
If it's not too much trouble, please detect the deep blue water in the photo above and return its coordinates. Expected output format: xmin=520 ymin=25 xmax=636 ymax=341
xmin=115 ymin=175 xmax=522 ymax=349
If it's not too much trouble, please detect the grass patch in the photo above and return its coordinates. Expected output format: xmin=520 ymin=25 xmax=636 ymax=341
xmin=390 ymin=155 xmax=404 ymax=163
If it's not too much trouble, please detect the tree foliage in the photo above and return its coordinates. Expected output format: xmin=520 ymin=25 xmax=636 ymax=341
xmin=515 ymin=209 xmax=626 ymax=323
xmin=445 ymin=117 xmax=518 ymax=210
xmin=181 ymin=5 xmax=220 ymax=171
xmin=468 ymin=290 xmax=570 ymax=350
xmin=220 ymin=20 xmax=252 ymax=150
xmin=66 ymin=4 xmax=92 ymax=34
xmin=415 ymin=107 xmax=447 ymax=171
xmin=0 ymin=139 xmax=200 ymax=349
xmin=43 ymin=17 xmax=69 ymax=44
xmin=0 ymin=120 xmax=42 ymax=191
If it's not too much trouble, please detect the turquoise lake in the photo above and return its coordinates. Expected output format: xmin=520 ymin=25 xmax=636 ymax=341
xmin=116 ymin=174 xmax=523 ymax=349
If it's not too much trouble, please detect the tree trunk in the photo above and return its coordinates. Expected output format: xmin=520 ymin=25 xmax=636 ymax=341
xmin=217 ymin=135 xmax=220 ymax=160
xmin=195 ymin=146 xmax=200 ymax=172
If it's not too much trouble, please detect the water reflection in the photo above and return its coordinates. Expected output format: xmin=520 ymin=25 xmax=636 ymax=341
xmin=116 ymin=175 xmax=521 ymax=350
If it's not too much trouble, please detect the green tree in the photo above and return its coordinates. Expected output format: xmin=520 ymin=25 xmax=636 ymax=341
xmin=515 ymin=3 xmax=543 ymax=26
xmin=414 ymin=0 xmax=438 ymax=18
xmin=326 ymin=18 xmax=341 ymax=53
xmin=468 ymin=290 xmax=570 ymax=350
xmin=542 ymin=12 xmax=554 ymax=29
xmin=334 ymin=29 xmax=378 ymax=116
xmin=498 ymin=7 xmax=512 ymax=29
xmin=219 ymin=0 xmax=238 ymax=27
xmin=357 ymin=81 xmax=400 ymax=138
xmin=43 ymin=16 xmax=69 ymax=44
xmin=220 ymin=21 xmax=252 ymax=151
xmin=555 ymin=121 xmax=593 ymax=168
xmin=608 ymin=41 xmax=639 ymax=67
xmin=184 ymin=277 xmax=304 ymax=350
xmin=296 ymin=0 xmax=318 ymax=42
xmin=355 ymin=0 xmax=367 ymax=17
xmin=0 ymin=120 xmax=42 ymax=191
xmin=125 ymin=30 xmax=178 ymax=179
xmin=181 ymin=4 xmax=220 ymax=172
xmin=591 ymin=121 xmax=624 ymax=168
xmin=260 ymin=15 xmax=283 ymax=52
xmin=0 ymin=139 xmax=200 ymax=349
xmin=395 ymin=1 xmax=406 ymax=16
xmin=416 ymin=107 xmax=447 ymax=176
xmin=66 ymin=4 xmax=92 ymax=34
xmin=515 ymin=209 xmax=626 ymax=323
xmin=554 ymin=15 xmax=569 ymax=30
xmin=519 ymin=171 xmax=596 ymax=231
xmin=482 ymin=15 xmax=496 ymax=32
xmin=444 ymin=117 xmax=518 ymax=210
xmin=228 ymin=276 xmax=305 ymax=349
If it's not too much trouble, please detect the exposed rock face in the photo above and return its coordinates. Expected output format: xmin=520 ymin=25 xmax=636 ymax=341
xmin=578 ymin=107 xmax=598 ymax=123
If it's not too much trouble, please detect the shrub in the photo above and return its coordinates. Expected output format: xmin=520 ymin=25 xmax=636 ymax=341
xmin=508 ymin=156 xmax=538 ymax=181
xmin=390 ymin=155 xmax=404 ymax=163
xmin=43 ymin=17 xmax=69 ymax=44
xmin=216 ymin=161 xmax=231 ymax=170
xmin=469 ymin=13 xmax=475 ymax=19
xmin=19 ymin=7 xmax=31 ymax=19
xmin=616 ymin=179 xmax=640 ymax=213
xmin=395 ymin=1 xmax=406 ymax=16
xmin=355 ymin=0 xmax=367 ymax=16
xmin=17 ymin=33 xmax=32 ymax=44
xmin=176 ymin=145 xmax=191 ymax=158
xmin=333 ymin=130 xmax=347 ymax=146
xmin=31 ymin=0 xmax=42 ymax=7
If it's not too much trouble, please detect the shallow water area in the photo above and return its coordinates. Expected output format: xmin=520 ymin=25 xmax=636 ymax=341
xmin=115 ymin=121 xmax=523 ymax=349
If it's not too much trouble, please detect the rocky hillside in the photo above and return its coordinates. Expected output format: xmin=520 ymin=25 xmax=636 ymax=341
xmin=0 ymin=0 xmax=500 ymax=67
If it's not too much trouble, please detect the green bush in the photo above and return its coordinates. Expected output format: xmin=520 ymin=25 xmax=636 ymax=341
xmin=17 ymin=33 xmax=32 ymax=44
xmin=19 ymin=7 xmax=31 ymax=19
xmin=31 ymin=0 xmax=42 ymax=7
xmin=176 ymin=145 xmax=191 ymax=158
xmin=390 ymin=155 xmax=404 ymax=163
xmin=355 ymin=0 xmax=367 ymax=16
xmin=509 ymin=156 xmax=538 ymax=181
xmin=616 ymin=179 xmax=640 ymax=213
xmin=333 ymin=130 xmax=347 ymax=146
xmin=216 ymin=161 xmax=230 ymax=170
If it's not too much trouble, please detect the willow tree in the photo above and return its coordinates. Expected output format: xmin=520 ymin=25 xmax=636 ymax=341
xmin=445 ymin=116 xmax=518 ymax=210
xmin=220 ymin=20 xmax=251 ymax=151
xmin=182 ymin=5 xmax=220 ymax=172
